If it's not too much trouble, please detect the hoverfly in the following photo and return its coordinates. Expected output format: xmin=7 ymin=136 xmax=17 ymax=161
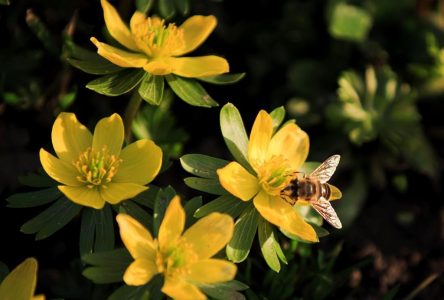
xmin=280 ymin=155 xmax=342 ymax=229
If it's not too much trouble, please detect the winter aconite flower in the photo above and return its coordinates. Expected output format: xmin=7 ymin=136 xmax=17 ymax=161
xmin=0 ymin=258 xmax=44 ymax=300
xmin=40 ymin=113 xmax=162 ymax=209
xmin=91 ymin=0 xmax=229 ymax=78
xmin=217 ymin=110 xmax=318 ymax=242
xmin=116 ymin=196 xmax=236 ymax=300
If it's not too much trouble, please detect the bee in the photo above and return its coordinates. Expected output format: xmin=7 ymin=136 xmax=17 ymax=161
xmin=280 ymin=155 xmax=342 ymax=229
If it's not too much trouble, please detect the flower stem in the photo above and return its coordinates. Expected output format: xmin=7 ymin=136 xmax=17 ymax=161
xmin=124 ymin=92 xmax=142 ymax=144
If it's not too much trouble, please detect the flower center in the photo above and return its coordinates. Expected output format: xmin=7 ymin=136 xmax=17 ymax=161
xmin=73 ymin=146 xmax=121 ymax=188
xmin=157 ymin=240 xmax=198 ymax=278
xmin=256 ymin=155 xmax=292 ymax=196
xmin=132 ymin=16 xmax=184 ymax=57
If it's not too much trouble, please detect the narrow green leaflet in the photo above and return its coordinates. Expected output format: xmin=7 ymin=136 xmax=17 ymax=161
xmin=269 ymin=106 xmax=285 ymax=133
xmin=20 ymin=197 xmax=82 ymax=240
xmin=197 ymin=73 xmax=246 ymax=85
xmin=133 ymin=186 xmax=160 ymax=209
xmin=329 ymin=3 xmax=373 ymax=42
xmin=199 ymin=280 xmax=249 ymax=300
xmin=153 ymin=186 xmax=176 ymax=237
xmin=93 ymin=204 xmax=115 ymax=252
xmin=109 ymin=275 xmax=164 ymax=300
xmin=119 ymin=200 xmax=153 ymax=231
xmin=6 ymin=187 xmax=61 ymax=208
xmin=86 ymin=69 xmax=145 ymax=96
xmin=18 ymin=171 xmax=57 ymax=187
xmin=0 ymin=0 xmax=11 ymax=6
xmin=173 ymin=0 xmax=190 ymax=15
xmin=158 ymin=0 xmax=176 ymax=19
xmin=138 ymin=73 xmax=164 ymax=105
xmin=194 ymin=194 xmax=248 ymax=219
xmin=165 ymin=74 xmax=219 ymax=107
xmin=26 ymin=10 xmax=59 ymax=55
xmin=184 ymin=196 xmax=202 ymax=227
xmin=220 ymin=103 xmax=253 ymax=173
xmin=258 ymin=218 xmax=287 ymax=272
xmin=184 ymin=177 xmax=228 ymax=195
xmin=79 ymin=208 xmax=96 ymax=257
xmin=226 ymin=204 xmax=259 ymax=262
xmin=82 ymin=248 xmax=132 ymax=284
xmin=136 ymin=0 xmax=154 ymax=13
xmin=180 ymin=154 xmax=229 ymax=179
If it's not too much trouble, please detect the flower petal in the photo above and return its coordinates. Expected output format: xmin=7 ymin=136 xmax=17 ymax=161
xmin=158 ymin=196 xmax=185 ymax=250
xmin=217 ymin=162 xmax=259 ymax=201
xmin=90 ymin=37 xmax=148 ymax=68
xmin=52 ymin=113 xmax=92 ymax=163
xmin=188 ymin=259 xmax=236 ymax=284
xmin=113 ymin=139 xmax=162 ymax=185
xmin=116 ymin=214 xmax=156 ymax=260
xmin=0 ymin=258 xmax=38 ymax=300
xmin=100 ymin=0 xmax=139 ymax=51
xmin=123 ymin=258 xmax=158 ymax=286
xmin=166 ymin=56 xmax=229 ymax=78
xmin=100 ymin=182 xmax=148 ymax=205
xmin=143 ymin=59 xmax=173 ymax=75
xmin=162 ymin=277 xmax=206 ymax=300
xmin=248 ymin=110 xmax=273 ymax=170
xmin=92 ymin=113 xmax=124 ymax=157
xmin=267 ymin=123 xmax=309 ymax=170
xmin=183 ymin=212 xmax=234 ymax=260
xmin=253 ymin=191 xmax=318 ymax=242
xmin=39 ymin=149 xmax=82 ymax=186
xmin=58 ymin=186 xmax=105 ymax=209
xmin=173 ymin=15 xmax=217 ymax=56
xmin=328 ymin=184 xmax=342 ymax=201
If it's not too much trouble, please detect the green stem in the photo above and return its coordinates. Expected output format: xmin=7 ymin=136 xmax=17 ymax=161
xmin=124 ymin=92 xmax=142 ymax=144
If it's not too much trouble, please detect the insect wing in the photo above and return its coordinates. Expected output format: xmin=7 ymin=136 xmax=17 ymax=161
xmin=309 ymin=155 xmax=340 ymax=184
xmin=311 ymin=197 xmax=342 ymax=229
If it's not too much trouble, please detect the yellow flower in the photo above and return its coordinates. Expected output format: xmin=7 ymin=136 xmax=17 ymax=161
xmin=0 ymin=258 xmax=45 ymax=300
xmin=116 ymin=196 xmax=236 ymax=300
xmin=40 ymin=113 xmax=162 ymax=209
xmin=90 ymin=0 xmax=229 ymax=78
xmin=217 ymin=110 xmax=318 ymax=242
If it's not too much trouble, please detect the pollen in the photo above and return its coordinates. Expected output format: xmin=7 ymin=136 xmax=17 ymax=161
xmin=73 ymin=146 xmax=122 ymax=188
xmin=158 ymin=240 xmax=198 ymax=278
xmin=257 ymin=155 xmax=292 ymax=196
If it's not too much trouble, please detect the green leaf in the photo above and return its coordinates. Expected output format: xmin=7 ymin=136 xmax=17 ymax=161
xmin=93 ymin=204 xmax=115 ymax=252
xmin=138 ymin=73 xmax=164 ymax=105
xmin=136 ymin=0 xmax=154 ymax=13
xmin=269 ymin=106 xmax=285 ymax=133
xmin=227 ymin=204 xmax=259 ymax=262
xmin=184 ymin=177 xmax=228 ymax=195
xmin=158 ymin=0 xmax=176 ymax=19
xmin=173 ymin=0 xmax=190 ymax=15
xmin=119 ymin=201 xmax=153 ymax=231
xmin=194 ymin=195 xmax=248 ymax=219
xmin=184 ymin=196 xmax=202 ymax=227
xmin=383 ymin=284 xmax=401 ymax=300
xmin=153 ymin=186 xmax=176 ymax=237
xmin=20 ymin=197 xmax=82 ymax=240
xmin=165 ymin=74 xmax=218 ymax=107
xmin=0 ymin=0 xmax=11 ymax=6
xmin=86 ymin=69 xmax=145 ymax=96
xmin=180 ymin=154 xmax=229 ymax=179
xmin=197 ymin=73 xmax=246 ymax=85
xmin=79 ymin=208 xmax=96 ymax=257
xmin=258 ymin=218 xmax=281 ymax=272
xmin=0 ymin=261 xmax=9 ymax=283
xmin=329 ymin=3 xmax=373 ymax=42
xmin=6 ymin=187 xmax=61 ymax=208
xmin=309 ymin=222 xmax=330 ymax=238
xmin=26 ymin=10 xmax=59 ymax=55
xmin=82 ymin=248 xmax=132 ymax=284
xmin=199 ymin=280 xmax=248 ymax=300
xmin=133 ymin=185 xmax=161 ymax=209
xmin=109 ymin=275 xmax=164 ymax=300
xmin=220 ymin=103 xmax=253 ymax=173
xmin=18 ymin=171 xmax=57 ymax=187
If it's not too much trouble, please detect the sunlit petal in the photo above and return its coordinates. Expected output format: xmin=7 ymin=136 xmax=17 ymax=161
xmin=267 ymin=123 xmax=309 ymax=170
xmin=123 ymin=258 xmax=158 ymax=286
xmin=0 ymin=258 xmax=38 ymax=300
xmin=162 ymin=277 xmax=206 ymax=300
xmin=143 ymin=59 xmax=173 ymax=75
xmin=165 ymin=56 xmax=229 ymax=78
xmin=113 ymin=139 xmax=162 ymax=185
xmin=92 ymin=113 xmax=124 ymax=157
xmin=100 ymin=182 xmax=148 ymax=205
xmin=39 ymin=149 xmax=82 ymax=186
xmin=158 ymin=196 xmax=185 ymax=250
xmin=188 ymin=259 xmax=236 ymax=284
xmin=248 ymin=111 xmax=273 ymax=170
xmin=253 ymin=191 xmax=318 ymax=242
xmin=182 ymin=213 xmax=234 ymax=260
xmin=58 ymin=185 xmax=105 ymax=209
xmin=328 ymin=184 xmax=342 ymax=201
xmin=173 ymin=15 xmax=217 ymax=56
xmin=52 ymin=113 xmax=92 ymax=162
xmin=217 ymin=162 xmax=259 ymax=201
xmin=91 ymin=37 xmax=148 ymax=68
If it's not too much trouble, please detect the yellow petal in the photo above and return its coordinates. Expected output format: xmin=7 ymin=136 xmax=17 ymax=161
xmin=92 ymin=113 xmax=124 ymax=157
xmin=90 ymin=37 xmax=148 ymax=68
xmin=162 ymin=277 xmax=206 ymax=300
xmin=166 ymin=56 xmax=229 ymax=78
xmin=328 ymin=184 xmax=342 ymax=201
xmin=0 ymin=258 xmax=38 ymax=300
xmin=129 ymin=12 xmax=153 ymax=56
xmin=182 ymin=213 xmax=234 ymax=260
xmin=113 ymin=139 xmax=162 ymax=185
xmin=100 ymin=0 xmax=139 ymax=51
xmin=267 ymin=123 xmax=309 ymax=171
xmin=32 ymin=295 xmax=45 ymax=300
xmin=58 ymin=186 xmax=105 ymax=209
xmin=253 ymin=191 xmax=318 ymax=242
xmin=188 ymin=259 xmax=236 ymax=284
xmin=248 ymin=110 xmax=273 ymax=170
xmin=123 ymin=258 xmax=158 ymax=286
xmin=217 ymin=162 xmax=259 ymax=201
xmin=39 ymin=149 xmax=82 ymax=186
xmin=51 ymin=113 xmax=92 ymax=163
xmin=101 ymin=182 xmax=148 ymax=205
xmin=158 ymin=196 xmax=185 ymax=250
xmin=143 ymin=59 xmax=173 ymax=75
xmin=173 ymin=15 xmax=217 ymax=56
xmin=116 ymin=214 xmax=156 ymax=259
